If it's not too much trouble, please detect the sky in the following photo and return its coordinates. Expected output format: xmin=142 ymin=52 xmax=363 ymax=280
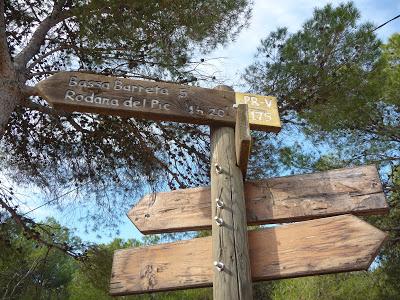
xmin=201 ymin=0 xmax=400 ymax=88
xmin=9 ymin=0 xmax=400 ymax=244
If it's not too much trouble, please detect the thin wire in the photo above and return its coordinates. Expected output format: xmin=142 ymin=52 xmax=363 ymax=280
xmin=288 ymin=12 xmax=400 ymax=156
xmin=319 ymin=12 xmax=400 ymax=64
xmin=0 ymin=183 xmax=33 ymax=211
xmin=21 ymin=180 xmax=92 ymax=216
xmin=372 ymin=14 xmax=400 ymax=32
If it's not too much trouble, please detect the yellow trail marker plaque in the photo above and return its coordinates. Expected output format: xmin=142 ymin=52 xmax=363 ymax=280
xmin=235 ymin=92 xmax=281 ymax=130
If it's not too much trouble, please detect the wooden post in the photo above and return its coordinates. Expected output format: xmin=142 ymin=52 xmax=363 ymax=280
xmin=235 ymin=104 xmax=251 ymax=179
xmin=211 ymin=85 xmax=253 ymax=300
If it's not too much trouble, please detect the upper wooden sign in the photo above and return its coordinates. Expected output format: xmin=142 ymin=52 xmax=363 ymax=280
xmin=35 ymin=72 xmax=281 ymax=132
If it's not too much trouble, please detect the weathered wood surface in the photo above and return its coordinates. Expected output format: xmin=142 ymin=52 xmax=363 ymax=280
xmin=210 ymin=102 xmax=253 ymax=300
xmin=35 ymin=72 xmax=281 ymax=132
xmin=235 ymin=104 xmax=251 ymax=178
xmin=128 ymin=165 xmax=388 ymax=234
xmin=110 ymin=215 xmax=387 ymax=295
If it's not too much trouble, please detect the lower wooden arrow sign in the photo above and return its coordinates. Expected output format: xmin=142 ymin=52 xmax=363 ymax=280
xmin=128 ymin=165 xmax=388 ymax=234
xmin=110 ymin=215 xmax=387 ymax=295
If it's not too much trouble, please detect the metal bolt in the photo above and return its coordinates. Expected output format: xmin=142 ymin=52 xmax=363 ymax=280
xmin=213 ymin=261 xmax=225 ymax=272
xmin=216 ymin=198 xmax=224 ymax=209
xmin=214 ymin=216 xmax=224 ymax=226
xmin=214 ymin=163 xmax=222 ymax=174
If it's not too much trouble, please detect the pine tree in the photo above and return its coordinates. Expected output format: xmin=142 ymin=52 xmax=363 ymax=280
xmin=0 ymin=0 xmax=252 ymax=231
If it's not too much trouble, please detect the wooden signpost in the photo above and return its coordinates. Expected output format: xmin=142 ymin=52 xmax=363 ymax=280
xmin=235 ymin=104 xmax=252 ymax=177
xmin=35 ymin=72 xmax=281 ymax=132
xmin=110 ymin=215 xmax=387 ymax=295
xmin=35 ymin=72 xmax=389 ymax=299
xmin=128 ymin=165 xmax=388 ymax=234
xmin=210 ymin=85 xmax=252 ymax=299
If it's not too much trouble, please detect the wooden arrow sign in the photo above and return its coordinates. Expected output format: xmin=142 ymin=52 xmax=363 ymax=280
xmin=110 ymin=215 xmax=387 ymax=295
xmin=35 ymin=72 xmax=281 ymax=132
xmin=128 ymin=165 xmax=388 ymax=234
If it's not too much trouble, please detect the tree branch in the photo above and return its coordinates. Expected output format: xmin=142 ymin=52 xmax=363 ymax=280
xmin=382 ymin=227 xmax=400 ymax=232
xmin=27 ymin=71 xmax=60 ymax=79
xmin=2 ymin=271 xmax=19 ymax=300
xmin=25 ymin=0 xmax=41 ymax=23
xmin=8 ymin=256 xmax=41 ymax=299
xmin=391 ymin=237 xmax=400 ymax=245
xmin=0 ymin=195 xmax=83 ymax=259
xmin=27 ymin=45 xmax=72 ymax=71
xmin=0 ymin=0 xmax=13 ymax=74
xmin=124 ymin=120 xmax=186 ymax=188
xmin=14 ymin=1 xmax=72 ymax=72
xmin=22 ymin=97 xmax=90 ymax=134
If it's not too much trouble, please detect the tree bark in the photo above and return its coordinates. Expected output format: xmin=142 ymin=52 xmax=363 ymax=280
xmin=0 ymin=76 xmax=23 ymax=136
xmin=0 ymin=1 xmax=69 ymax=136
xmin=0 ymin=1 xmax=23 ymax=136
xmin=0 ymin=0 xmax=13 ymax=74
xmin=14 ymin=0 xmax=69 ymax=72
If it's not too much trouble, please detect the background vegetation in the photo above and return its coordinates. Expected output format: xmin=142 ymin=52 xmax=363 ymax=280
xmin=1 ymin=1 xmax=399 ymax=299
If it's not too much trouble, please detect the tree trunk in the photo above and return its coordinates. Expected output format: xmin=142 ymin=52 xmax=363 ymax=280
xmin=0 ymin=75 xmax=22 ymax=136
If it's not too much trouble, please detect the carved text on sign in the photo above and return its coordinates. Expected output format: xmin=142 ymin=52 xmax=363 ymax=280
xmin=35 ymin=72 xmax=281 ymax=132
xmin=235 ymin=93 xmax=281 ymax=129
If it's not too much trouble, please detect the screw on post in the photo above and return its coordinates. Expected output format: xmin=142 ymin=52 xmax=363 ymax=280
xmin=214 ymin=261 xmax=225 ymax=272
xmin=214 ymin=163 xmax=222 ymax=174
xmin=214 ymin=216 xmax=224 ymax=226
xmin=216 ymin=198 xmax=224 ymax=209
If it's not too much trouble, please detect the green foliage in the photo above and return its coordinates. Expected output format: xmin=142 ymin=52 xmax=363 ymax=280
xmin=382 ymin=33 xmax=400 ymax=106
xmin=3 ymin=214 xmax=399 ymax=299
xmin=2 ymin=1 xmax=400 ymax=299
xmin=2 ymin=0 xmax=252 ymax=232
xmin=68 ymin=237 xmax=213 ymax=300
xmin=75 ymin=0 xmax=251 ymax=75
xmin=68 ymin=270 xmax=111 ymax=300
xmin=243 ymin=2 xmax=400 ymax=299
xmin=0 ymin=218 xmax=78 ymax=299
xmin=368 ymin=167 xmax=400 ymax=297
xmin=244 ymin=2 xmax=384 ymax=131
xmin=244 ymin=2 xmax=398 ymax=179
xmin=271 ymin=272 xmax=395 ymax=300
xmin=0 ymin=219 xmax=216 ymax=300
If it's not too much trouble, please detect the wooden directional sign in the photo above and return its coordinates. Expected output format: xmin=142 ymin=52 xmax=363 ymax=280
xmin=128 ymin=165 xmax=388 ymax=234
xmin=110 ymin=215 xmax=387 ymax=295
xmin=35 ymin=72 xmax=281 ymax=132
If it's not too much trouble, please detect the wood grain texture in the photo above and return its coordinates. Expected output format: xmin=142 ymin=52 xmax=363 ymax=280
xmin=110 ymin=215 xmax=387 ymax=295
xmin=210 ymin=122 xmax=253 ymax=300
xmin=235 ymin=104 xmax=251 ymax=178
xmin=35 ymin=72 xmax=281 ymax=132
xmin=128 ymin=165 xmax=388 ymax=234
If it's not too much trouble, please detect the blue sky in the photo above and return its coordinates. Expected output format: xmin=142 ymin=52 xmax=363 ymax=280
xmin=200 ymin=0 xmax=400 ymax=88
xmin=12 ymin=0 xmax=400 ymax=244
